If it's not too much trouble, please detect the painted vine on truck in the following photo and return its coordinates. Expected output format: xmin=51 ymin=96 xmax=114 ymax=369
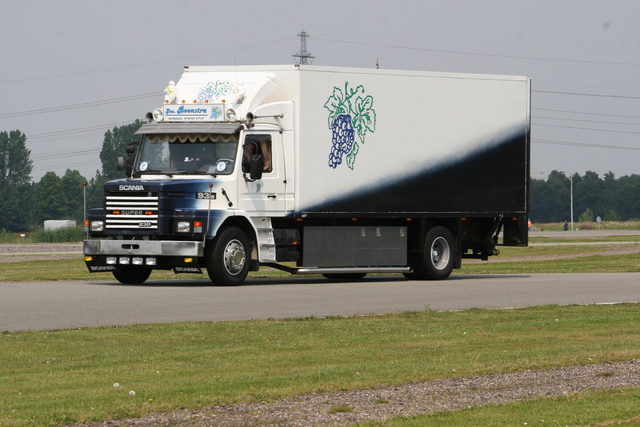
xmin=325 ymin=82 xmax=377 ymax=170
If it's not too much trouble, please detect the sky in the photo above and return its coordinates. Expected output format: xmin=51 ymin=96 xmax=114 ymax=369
xmin=1 ymin=0 xmax=639 ymax=182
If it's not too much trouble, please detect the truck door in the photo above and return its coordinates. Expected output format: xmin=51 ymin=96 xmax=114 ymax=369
xmin=237 ymin=132 xmax=286 ymax=216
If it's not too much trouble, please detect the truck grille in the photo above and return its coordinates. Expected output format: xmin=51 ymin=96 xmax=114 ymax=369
xmin=105 ymin=195 xmax=159 ymax=230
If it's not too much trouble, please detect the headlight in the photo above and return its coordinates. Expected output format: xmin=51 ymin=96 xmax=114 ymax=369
xmin=152 ymin=108 xmax=164 ymax=122
xmin=90 ymin=221 xmax=104 ymax=232
xmin=176 ymin=221 xmax=191 ymax=233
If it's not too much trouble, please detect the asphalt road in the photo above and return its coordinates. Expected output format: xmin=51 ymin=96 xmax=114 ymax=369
xmin=2 ymin=273 xmax=639 ymax=332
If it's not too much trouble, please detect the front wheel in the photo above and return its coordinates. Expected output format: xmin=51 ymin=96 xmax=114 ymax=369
xmin=409 ymin=226 xmax=456 ymax=281
xmin=206 ymin=227 xmax=250 ymax=286
xmin=112 ymin=266 xmax=152 ymax=285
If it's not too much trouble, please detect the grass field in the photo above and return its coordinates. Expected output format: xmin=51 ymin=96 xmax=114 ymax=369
xmin=2 ymin=304 xmax=640 ymax=426
xmin=1 ymin=230 xmax=640 ymax=426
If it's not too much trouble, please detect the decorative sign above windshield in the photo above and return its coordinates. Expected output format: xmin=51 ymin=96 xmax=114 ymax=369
xmin=161 ymin=104 xmax=225 ymax=122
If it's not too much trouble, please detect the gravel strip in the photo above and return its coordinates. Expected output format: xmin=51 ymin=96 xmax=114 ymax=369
xmin=0 ymin=243 xmax=82 ymax=263
xmin=0 ymin=243 xmax=82 ymax=254
xmin=67 ymin=359 xmax=640 ymax=427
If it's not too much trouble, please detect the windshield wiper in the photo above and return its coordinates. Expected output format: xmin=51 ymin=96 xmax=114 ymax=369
xmin=172 ymin=170 xmax=208 ymax=175
xmin=136 ymin=169 xmax=170 ymax=175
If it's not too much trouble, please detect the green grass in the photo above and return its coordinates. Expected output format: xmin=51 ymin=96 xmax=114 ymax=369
xmin=532 ymin=221 xmax=640 ymax=231
xmin=457 ymin=251 xmax=640 ymax=275
xmin=497 ymin=244 xmax=620 ymax=257
xmin=529 ymin=234 xmax=640 ymax=244
xmin=1 ymin=304 xmax=640 ymax=426
xmin=354 ymin=388 xmax=640 ymax=426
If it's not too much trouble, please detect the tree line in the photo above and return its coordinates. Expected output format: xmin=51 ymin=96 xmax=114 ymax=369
xmin=0 ymin=120 xmax=143 ymax=232
xmin=531 ymin=170 xmax=640 ymax=223
xmin=1 ymin=122 xmax=639 ymax=232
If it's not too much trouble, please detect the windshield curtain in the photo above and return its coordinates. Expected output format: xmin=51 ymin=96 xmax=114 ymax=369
xmin=135 ymin=133 xmax=239 ymax=175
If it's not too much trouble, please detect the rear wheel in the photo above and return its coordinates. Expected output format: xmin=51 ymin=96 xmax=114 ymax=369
xmin=407 ymin=226 xmax=456 ymax=280
xmin=206 ymin=227 xmax=250 ymax=286
xmin=112 ymin=266 xmax=152 ymax=285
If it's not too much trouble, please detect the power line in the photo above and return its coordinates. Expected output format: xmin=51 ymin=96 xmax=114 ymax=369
xmin=533 ymin=107 xmax=640 ymax=121
xmin=26 ymin=120 xmax=136 ymax=142
xmin=533 ymin=89 xmax=640 ymax=100
xmin=533 ymin=138 xmax=640 ymax=151
xmin=533 ymin=116 xmax=640 ymax=127
xmin=1 ymin=38 xmax=295 ymax=86
xmin=31 ymin=148 xmax=101 ymax=161
xmin=314 ymin=37 xmax=640 ymax=67
xmin=534 ymin=122 xmax=640 ymax=135
xmin=0 ymin=93 xmax=156 ymax=119
xmin=32 ymin=160 xmax=100 ymax=174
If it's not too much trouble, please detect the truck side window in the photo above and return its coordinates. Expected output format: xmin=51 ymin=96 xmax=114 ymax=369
xmin=242 ymin=135 xmax=273 ymax=173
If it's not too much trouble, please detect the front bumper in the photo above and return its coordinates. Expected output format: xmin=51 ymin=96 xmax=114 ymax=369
xmin=84 ymin=239 xmax=204 ymax=257
xmin=83 ymin=239 xmax=205 ymax=274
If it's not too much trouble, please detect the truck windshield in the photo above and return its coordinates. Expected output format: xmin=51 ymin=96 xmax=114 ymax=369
xmin=134 ymin=133 xmax=239 ymax=176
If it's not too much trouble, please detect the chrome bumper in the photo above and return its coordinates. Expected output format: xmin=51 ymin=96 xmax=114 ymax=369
xmin=83 ymin=240 xmax=204 ymax=257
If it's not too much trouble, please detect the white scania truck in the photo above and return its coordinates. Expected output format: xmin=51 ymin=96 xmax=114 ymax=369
xmin=84 ymin=64 xmax=530 ymax=285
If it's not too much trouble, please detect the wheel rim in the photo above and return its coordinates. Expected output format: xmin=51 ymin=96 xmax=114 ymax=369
xmin=223 ymin=239 xmax=246 ymax=275
xmin=430 ymin=236 xmax=451 ymax=270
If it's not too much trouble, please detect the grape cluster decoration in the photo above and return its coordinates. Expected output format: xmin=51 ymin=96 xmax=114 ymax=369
xmin=196 ymin=81 xmax=233 ymax=104
xmin=324 ymin=82 xmax=377 ymax=170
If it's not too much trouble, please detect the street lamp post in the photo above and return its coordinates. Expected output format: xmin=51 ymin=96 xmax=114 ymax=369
xmin=560 ymin=171 xmax=574 ymax=231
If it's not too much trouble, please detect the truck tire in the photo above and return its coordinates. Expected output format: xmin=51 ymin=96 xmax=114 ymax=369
xmin=408 ymin=226 xmax=455 ymax=281
xmin=206 ymin=227 xmax=250 ymax=286
xmin=112 ymin=266 xmax=152 ymax=285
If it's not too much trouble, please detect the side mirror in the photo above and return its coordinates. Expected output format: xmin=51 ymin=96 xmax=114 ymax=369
xmin=117 ymin=155 xmax=134 ymax=176
xmin=249 ymin=154 xmax=264 ymax=180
